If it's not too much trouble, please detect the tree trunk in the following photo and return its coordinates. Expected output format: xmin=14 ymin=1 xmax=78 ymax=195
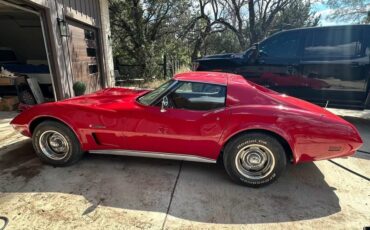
xmin=236 ymin=33 xmax=246 ymax=50
xmin=191 ymin=24 xmax=212 ymax=61
xmin=248 ymin=0 xmax=257 ymax=45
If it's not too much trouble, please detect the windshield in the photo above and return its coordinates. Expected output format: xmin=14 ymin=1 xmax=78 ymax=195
xmin=138 ymin=80 xmax=175 ymax=105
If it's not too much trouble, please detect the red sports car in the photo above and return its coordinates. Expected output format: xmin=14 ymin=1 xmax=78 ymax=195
xmin=11 ymin=72 xmax=363 ymax=187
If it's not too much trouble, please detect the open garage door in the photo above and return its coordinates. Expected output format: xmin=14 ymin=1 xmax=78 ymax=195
xmin=67 ymin=20 xmax=103 ymax=94
xmin=0 ymin=1 xmax=56 ymax=109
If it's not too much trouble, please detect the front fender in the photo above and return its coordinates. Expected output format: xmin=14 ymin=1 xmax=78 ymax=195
xmin=11 ymin=103 xmax=109 ymax=151
xmin=11 ymin=103 xmax=85 ymax=145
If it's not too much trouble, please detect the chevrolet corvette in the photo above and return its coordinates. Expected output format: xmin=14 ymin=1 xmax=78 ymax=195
xmin=11 ymin=72 xmax=363 ymax=187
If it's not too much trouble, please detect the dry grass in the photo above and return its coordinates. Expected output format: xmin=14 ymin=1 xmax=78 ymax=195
xmin=141 ymin=78 xmax=167 ymax=88
xmin=174 ymin=65 xmax=191 ymax=75
xmin=118 ymin=65 xmax=192 ymax=89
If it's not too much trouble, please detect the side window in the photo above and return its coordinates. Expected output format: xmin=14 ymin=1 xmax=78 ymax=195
xmin=260 ymin=31 xmax=301 ymax=58
xmin=84 ymin=30 xmax=95 ymax=40
xmin=364 ymin=27 xmax=370 ymax=57
xmin=304 ymin=28 xmax=362 ymax=58
xmin=167 ymin=82 xmax=226 ymax=111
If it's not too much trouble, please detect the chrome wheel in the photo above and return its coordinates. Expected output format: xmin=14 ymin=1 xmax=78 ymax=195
xmin=235 ymin=144 xmax=275 ymax=180
xmin=39 ymin=130 xmax=70 ymax=160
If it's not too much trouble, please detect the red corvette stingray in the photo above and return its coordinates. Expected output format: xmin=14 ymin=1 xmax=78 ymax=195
xmin=11 ymin=72 xmax=363 ymax=187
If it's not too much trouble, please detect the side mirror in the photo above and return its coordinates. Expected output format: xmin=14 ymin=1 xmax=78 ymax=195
xmin=259 ymin=49 xmax=268 ymax=57
xmin=160 ymin=96 xmax=169 ymax=113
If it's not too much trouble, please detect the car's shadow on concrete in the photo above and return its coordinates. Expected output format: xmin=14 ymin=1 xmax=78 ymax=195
xmin=0 ymin=139 xmax=340 ymax=224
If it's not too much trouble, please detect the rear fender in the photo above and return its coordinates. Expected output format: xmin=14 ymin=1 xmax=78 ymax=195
xmin=219 ymin=119 xmax=298 ymax=163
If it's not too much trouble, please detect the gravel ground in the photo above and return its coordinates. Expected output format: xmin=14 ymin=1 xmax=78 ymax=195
xmin=0 ymin=111 xmax=369 ymax=230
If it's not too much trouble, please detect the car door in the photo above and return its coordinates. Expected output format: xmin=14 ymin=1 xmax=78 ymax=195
xmin=364 ymin=26 xmax=370 ymax=109
xmin=235 ymin=30 xmax=304 ymax=93
xmin=300 ymin=26 xmax=368 ymax=108
xmin=123 ymin=81 xmax=229 ymax=160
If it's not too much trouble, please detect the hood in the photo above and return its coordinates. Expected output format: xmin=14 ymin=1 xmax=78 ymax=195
xmin=60 ymin=87 xmax=149 ymax=109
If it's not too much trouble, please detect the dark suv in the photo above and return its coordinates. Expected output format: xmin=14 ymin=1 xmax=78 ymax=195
xmin=196 ymin=25 xmax=370 ymax=110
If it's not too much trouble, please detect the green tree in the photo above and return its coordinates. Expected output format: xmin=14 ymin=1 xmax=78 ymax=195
xmin=185 ymin=0 xmax=319 ymax=59
xmin=365 ymin=11 xmax=370 ymax=23
xmin=109 ymin=0 xmax=320 ymax=79
xmin=109 ymin=0 xmax=191 ymax=78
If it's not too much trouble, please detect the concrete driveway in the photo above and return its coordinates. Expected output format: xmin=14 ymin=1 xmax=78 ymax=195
xmin=0 ymin=111 xmax=369 ymax=229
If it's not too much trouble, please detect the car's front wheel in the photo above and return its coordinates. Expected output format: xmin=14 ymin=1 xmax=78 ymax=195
xmin=223 ymin=132 xmax=287 ymax=187
xmin=32 ymin=121 xmax=84 ymax=166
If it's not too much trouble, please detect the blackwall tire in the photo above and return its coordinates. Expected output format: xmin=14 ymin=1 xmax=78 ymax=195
xmin=223 ymin=132 xmax=287 ymax=187
xmin=32 ymin=121 xmax=84 ymax=166
xmin=19 ymin=89 xmax=36 ymax=105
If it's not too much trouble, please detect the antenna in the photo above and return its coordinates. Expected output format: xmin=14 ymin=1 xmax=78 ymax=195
xmin=325 ymin=100 xmax=329 ymax=109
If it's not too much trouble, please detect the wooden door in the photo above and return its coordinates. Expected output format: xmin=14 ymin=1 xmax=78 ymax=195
xmin=67 ymin=20 xmax=102 ymax=94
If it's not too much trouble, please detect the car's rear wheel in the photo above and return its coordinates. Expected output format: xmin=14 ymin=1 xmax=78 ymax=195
xmin=32 ymin=121 xmax=84 ymax=166
xmin=223 ymin=132 xmax=287 ymax=187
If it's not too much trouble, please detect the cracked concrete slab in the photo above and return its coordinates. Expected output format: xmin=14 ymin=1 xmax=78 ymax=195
xmin=0 ymin=111 xmax=369 ymax=229
xmin=163 ymin=158 xmax=369 ymax=229
xmin=0 ymin=112 xmax=26 ymax=149
xmin=0 ymin=140 xmax=181 ymax=229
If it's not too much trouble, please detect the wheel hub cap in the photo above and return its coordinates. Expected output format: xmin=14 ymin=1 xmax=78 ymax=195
xmin=48 ymin=133 xmax=68 ymax=153
xmin=39 ymin=130 xmax=70 ymax=160
xmin=242 ymin=148 xmax=268 ymax=170
xmin=235 ymin=144 xmax=275 ymax=180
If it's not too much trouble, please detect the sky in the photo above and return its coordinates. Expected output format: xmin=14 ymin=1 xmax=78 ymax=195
xmin=311 ymin=2 xmax=339 ymax=26
xmin=312 ymin=1 xmax=370 ymax=26
xmin=202 ymin=0 xmax=368 ymax=26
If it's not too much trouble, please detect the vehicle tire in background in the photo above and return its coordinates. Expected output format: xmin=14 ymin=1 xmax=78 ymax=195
xmin=18 ymin=83 xmax=36 ymax=105
xmin=19 ymin=89 xmax=36 ymax=105
xmin=223 ymin=132 xmax=287 ymax=187
xmin=32 ymin=121 xmax=84 ymax=166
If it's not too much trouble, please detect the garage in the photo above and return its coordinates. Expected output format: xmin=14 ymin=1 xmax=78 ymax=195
xmin=0 ymin=0 xmax=114 ymax=111
xmin=0 ymin=1 xmax=56 ymax=108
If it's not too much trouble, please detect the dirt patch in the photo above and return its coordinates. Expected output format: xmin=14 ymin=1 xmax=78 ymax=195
xmin=0 ymin=140 xmax=36 ymax=170
xmin=0 ymin=139 xmax=42 ymax=182
xmin=10 ymin=159 xmax=42 ymax=182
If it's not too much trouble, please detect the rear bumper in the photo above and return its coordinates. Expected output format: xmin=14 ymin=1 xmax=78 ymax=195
xmin=295 ymin=135 xmax=362 ymax=163
xmin=294 ymin=118 xmax=363 ymax=163
xmin=298 ymin=149 xmax=358 ymax=163
xmin=298 ymin=150 xmax=358 ymax=163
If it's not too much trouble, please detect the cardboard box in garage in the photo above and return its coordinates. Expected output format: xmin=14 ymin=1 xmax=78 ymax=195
xmin=0 ymin=96 xmax=19 ymax=111
xmin=0 ymin=77 xmax=16 ymax=85
xmin=0 ymin=76 xmax=26 ymax=85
